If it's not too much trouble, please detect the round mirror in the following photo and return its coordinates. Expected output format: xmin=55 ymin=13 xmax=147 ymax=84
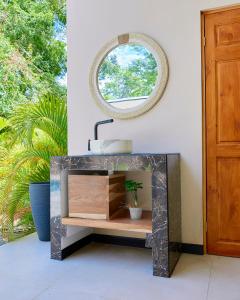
xmin=90 ymin=33 xmax=168 ymax=119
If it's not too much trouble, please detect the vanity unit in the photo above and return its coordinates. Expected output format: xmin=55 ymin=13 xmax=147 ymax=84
xmin=50 ymin=153 xmax=181 ymax=278
xmin=49 ymin=31 xmax=177 ymax=276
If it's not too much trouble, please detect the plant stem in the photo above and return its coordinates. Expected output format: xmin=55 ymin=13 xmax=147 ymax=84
xmin=131 ymin=190 xmax=138 ymax=207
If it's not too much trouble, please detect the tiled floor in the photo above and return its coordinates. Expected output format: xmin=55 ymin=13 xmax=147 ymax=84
xmin=0 ymin=234 xmax=240 ymax=300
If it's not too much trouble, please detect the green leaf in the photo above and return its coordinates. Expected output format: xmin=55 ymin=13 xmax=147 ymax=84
xmin=0 ymin=94 xmax=67 ymax=240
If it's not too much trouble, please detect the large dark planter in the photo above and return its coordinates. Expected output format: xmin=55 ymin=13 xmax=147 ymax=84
xmin=29 ymin=182 xmax=50 ymax=241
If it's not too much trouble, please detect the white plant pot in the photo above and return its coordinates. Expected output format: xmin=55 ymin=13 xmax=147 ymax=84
xmin=129 ymin=207 xmax=142 ymax=220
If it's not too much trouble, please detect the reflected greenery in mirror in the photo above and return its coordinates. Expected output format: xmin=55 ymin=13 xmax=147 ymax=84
xmin=97 ymin=44 xmax=158 ymax=109
xmin=90 ymin=33 xmax=169 ymax=119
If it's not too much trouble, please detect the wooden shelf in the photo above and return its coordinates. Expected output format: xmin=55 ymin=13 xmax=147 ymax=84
xmin=62 ymin=210 xmax=152 ymax=233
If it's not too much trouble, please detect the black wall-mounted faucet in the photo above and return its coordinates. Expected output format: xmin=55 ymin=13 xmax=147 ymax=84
xmin=94 ymin=119 xmax=113 ymax=140
xmin=88 ymin=119 xmax=114 ymax=151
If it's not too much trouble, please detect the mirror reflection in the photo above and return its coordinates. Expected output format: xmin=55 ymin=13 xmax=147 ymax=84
xmin=97 ymin=44 xmax=158 ymax=110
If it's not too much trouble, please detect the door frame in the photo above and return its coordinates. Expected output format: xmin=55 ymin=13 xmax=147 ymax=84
xmin=201 ymin=4 xmax=240 ymax=254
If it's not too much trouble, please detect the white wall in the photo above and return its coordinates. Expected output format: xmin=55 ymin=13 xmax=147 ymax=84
xmin=67 ymin=0 xmax=238 ymax=245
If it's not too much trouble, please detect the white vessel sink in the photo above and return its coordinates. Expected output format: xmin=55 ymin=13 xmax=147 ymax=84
xmin=90 ymin=139 xmax=132 ymax=155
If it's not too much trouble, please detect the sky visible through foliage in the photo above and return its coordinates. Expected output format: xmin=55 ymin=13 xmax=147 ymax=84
xmin=0 ymin=0 xmax=66 ymax=116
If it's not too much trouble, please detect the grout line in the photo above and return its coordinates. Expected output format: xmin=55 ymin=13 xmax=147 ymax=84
xmin=31 ymin=267 xmax=73 ymax=300
xmin=206 ymin=256 xmax=214 ymax=300
xmin=31 ymin=285 xmax=53 ymax=300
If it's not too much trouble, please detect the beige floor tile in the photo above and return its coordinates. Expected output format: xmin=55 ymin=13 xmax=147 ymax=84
xmin=0 ymin=234 xmax=240 ymax=300
xmin=207 ymin=255 xmax=240 ymax=300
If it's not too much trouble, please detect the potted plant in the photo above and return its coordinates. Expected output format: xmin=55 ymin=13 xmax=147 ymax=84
xmin=0 ymin=95 xmax=67 ymax=241
xmin=124 ymin=180 xmax=143 ymax=220
xmin=29 ymin=182 xmax=50 ymax=241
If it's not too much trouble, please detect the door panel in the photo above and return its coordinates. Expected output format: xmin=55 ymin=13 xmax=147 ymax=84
xmin=217 ymin=60 xmax=240 ymax=143
xmin=205 ymin=8 xmax=240 ymax=256
xmin=216 ymin=22 xmax=240 ymax=46
xmin=218 ymin=158 xmax=240 ymax=242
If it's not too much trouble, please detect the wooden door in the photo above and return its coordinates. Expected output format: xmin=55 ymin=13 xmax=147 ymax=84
xmin=205 ymin=7 xmax=240 ymax=256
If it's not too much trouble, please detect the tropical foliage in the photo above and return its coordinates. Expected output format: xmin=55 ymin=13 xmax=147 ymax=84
xmin=0 ymin=95 xmax=67 ymax=240
xmin=0 ymin=0 xmax=66 ymax=116
xmin=0 ymin=0 xmax=67 ymax=240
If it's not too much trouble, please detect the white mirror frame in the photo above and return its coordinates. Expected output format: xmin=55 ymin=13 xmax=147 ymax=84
xmin=89 ymin=33 xmax=169 ymax=119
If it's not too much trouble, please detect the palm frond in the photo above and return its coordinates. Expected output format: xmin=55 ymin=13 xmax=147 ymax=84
xmin=9 ymin=94 xmax=67 ymax=152
xmin=0 ymin=94 xmax=67 ymax=240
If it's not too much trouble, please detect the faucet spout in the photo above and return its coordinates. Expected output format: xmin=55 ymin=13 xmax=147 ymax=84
xmin=94 ymin=119 xmax=114 ymax=140
xmin=88 ymin=119 xmax=114 ymax=151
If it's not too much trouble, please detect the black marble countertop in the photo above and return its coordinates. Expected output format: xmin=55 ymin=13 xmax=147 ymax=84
xmin=52 ymin=153 xmax=180 ymax=158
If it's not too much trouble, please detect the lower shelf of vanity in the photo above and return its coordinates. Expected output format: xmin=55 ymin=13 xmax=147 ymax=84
xmin=62 ymin=210 xmax=152 ymax=233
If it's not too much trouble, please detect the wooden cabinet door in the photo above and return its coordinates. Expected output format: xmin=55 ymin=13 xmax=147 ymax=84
xmin=205 ymin=8 xmax=240 ymax=256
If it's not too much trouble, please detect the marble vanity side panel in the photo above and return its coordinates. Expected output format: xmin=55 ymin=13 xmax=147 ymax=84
xmin=167 ymin=154 xmax=182 ymax=275
xmin=152 ymin=161 xmax=169 ymax=277
xmin=50 ymin=156 xmax=67 ymax=260
xmin=145 ymin=233 xmax=153 ymax=248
